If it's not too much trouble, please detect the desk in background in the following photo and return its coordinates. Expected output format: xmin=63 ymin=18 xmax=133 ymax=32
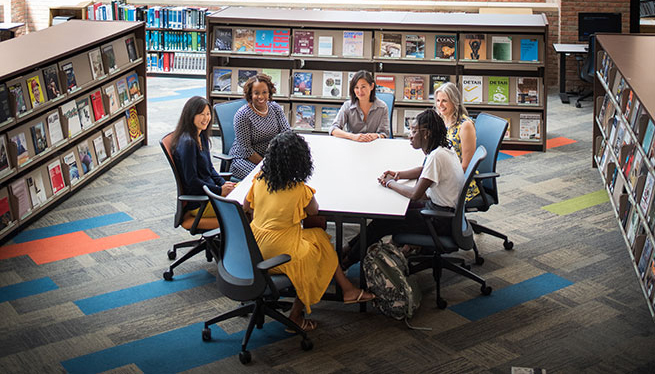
xmin=0 ymin=23 xmax=24 ymax=41
xmin=553 ymin=43 xmax=588 ymax=104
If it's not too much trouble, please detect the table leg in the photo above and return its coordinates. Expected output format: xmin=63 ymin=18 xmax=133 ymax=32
xmin=359 ymin=218 xmax=367 ymax=313
xmin=559 ymin=52 xmax=570 ymax=104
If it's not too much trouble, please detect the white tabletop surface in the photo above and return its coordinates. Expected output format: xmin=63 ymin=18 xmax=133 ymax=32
xmin=553 ymin=43 xmax=588 ymax=53
xmin=228 ymin=134 xmax=426 ymax=218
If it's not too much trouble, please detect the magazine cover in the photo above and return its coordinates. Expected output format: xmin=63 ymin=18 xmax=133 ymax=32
xmin=237 ymin=69 xmax=257 ymax=93
xmin=435 ymin=35 xmax=457 ymax=60
xmin=63 ymin=151 xmax=80 ymax=185
xmin=62 ymin=62 xmax=77 ymax=92
xmin=463 ymin=34 xmax=486 ymax=60
xmin=41 ymin=65 xmax=62 ymax=101
xmin=342 ymin=31 xmax=364 ymax=58
xmin=379 ymin=33 xmax=401 ymax=58
xmin=76 ymin=97 xmax=93 ymax=129
xmin=488 ymin=76 xmax=509 ymax=104
xmin=8 ymin=83 xmax=27 ymax=115
xmin=125 ymin=37 xmax=138 ymax=62
xmin=11 ymin=132 xmax=30 ymax=165
xmin=322 ymin=71 xmax=342 ymax=98
xmin=213 ymin=27 xmax=233 ymax=51
xmin=293 ymin=72 xmax=313 ymax=96
xmin=47 ymin=159 xmax=65 ymax=194
xmin=102 ymin=44 xmax=118 ymax=73
xmin=403 ymin=76 xmax=425 ymax=101
xmin=26 ymin=75 xmax=45 ymax=108
xmin=88 ymin=48 xmax=105 ymax=80
xmin=234 ymin=28 xmax=255 ymax=52
xmin=47 ymin=112 xmax=64 ymax=145
xmin=375 ymin=75 xmax=395 ymax=95
xmin=255 ymin=29 xmax=290 ymax=54
xmin=516 ymin=77 xmax=539 ymax=105
xmin=213 ymin=68 xmax=232 ymax=92
xmin=293 ymin=30 xmax=315 ymax=55
xmin=491 ymin=36 xmax=512 ymax=61
xmin=461 ymin=75 xmax=483 ymax=103
xmin=294 ymin=105 xmax=315 ymax=130
xmin=404 ymin=34 xmax=425 ymax=58
xmin=321 ymin=107 xmax=339 ymax=130
xmin=126 ymin=73 xmax=141 ymax=99
xmin=77 ymin=141 xmax=95 ymax=174
xmin=428 ymin=75 xmax=450 ymax=100
xmin=30 ymin=121 xmax=48 ymax=155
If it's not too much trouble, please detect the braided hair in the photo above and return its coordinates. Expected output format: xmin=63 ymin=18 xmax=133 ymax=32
xmin=415 ymin=108 xmax=450 ymax=153
xmin=258 ymin=131 xmax=314 ymax=192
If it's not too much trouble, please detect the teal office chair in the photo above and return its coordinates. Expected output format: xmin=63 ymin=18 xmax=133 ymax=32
xmin=393 ymin=146 xmax=492 ymax=309
xmin=377 ymin=92 xmax=395 ymax=138
xmin=468 ymin=112 xmax=513 ymax=250
xmin=212 ymin=99 xmax=247 ymax=175
xmin=201 ymin=185 xmax=313 ymax=365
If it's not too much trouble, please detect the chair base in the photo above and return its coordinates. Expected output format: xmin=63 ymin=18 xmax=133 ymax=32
xmin=163 ymin=237 xmax=214 ymax=280
xmin=575 ymin=88 xmax=593 ymax=108
xmin=470 ymin=221 xmax=514 ymax=250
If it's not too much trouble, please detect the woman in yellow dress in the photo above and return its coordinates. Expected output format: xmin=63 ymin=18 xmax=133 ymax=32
xmin=243 ymin=131 xmax=374 ymax=332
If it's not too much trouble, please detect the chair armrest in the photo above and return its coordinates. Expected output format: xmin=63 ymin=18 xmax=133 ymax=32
xmin=212 ymin=152 xmax=234 ymax=162
xmin=202 ymin=228 xmax=221 ymax=240
xmin=178 ymin=194 xmax=209 ymax=203
xmin=257 ymin=254 xmax=291 ymax=271
xmin=420 ymin=209 xmax=455 ymax=219
xmin=473 ymin=172 xmax=499 ymax=180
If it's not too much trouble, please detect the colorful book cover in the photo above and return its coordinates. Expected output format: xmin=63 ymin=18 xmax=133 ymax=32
xmin=321 ymin=107 xmax=339 ymax=130
xmin=125 ymin=37 xmax=138 ymax=62
xmin=88 ymin=48 xmax=105 ymax=80
xmin=125 ymin=107 xmax=142 ymax=140
xmin=76 ymin=97 xmax=93 ymax=130
xmin=318 ymin=36 xmax=333 ymax=56
xmin=61 ymin=100 xmax=81 ymax=137
xmin=47 ymin=159 xmax=66 ymax=193
xmin=234 ymin=28 xmax=255 ymax=52
xmin=519 ymin=113 xmax=541 ymax=140
xmin=262 ymin=69 xmax=282 ymax=92
xmin=63 ymin=151 xmax=80 ymax=185
xmin=254 ymin=29 xmax=290 ymax=54
xmin=212 ymin=68 xmax=232 ymax=92
xmin=404 ymin=109 xmax=422 ymax=135
xmin=375 ymin=75 xmax=395 ymax=95
xmin=520 ymin=38 xmax=539 ymax=62
xmin=41 ymin=65 xmax=62 ymax=101
xmin=293 ymin=72 xmax=313 ymax=96
xmin=294 ymin=105 xmax=315 ymax=130
xmin=462 ymin=76 xmax=483 ymax=104
xmin=8 ymin=83 xmax=27 ymax=115
xmin=0 ymin=195 xmax=12 ymax=230
xmin=26 ymin=75 xmax=45 ymax=108
xmin=642 ymin=173 xmax=655 ymax=215
xmin=403 ymin=76 xmax=425 ymax=101
xmin=116 ymin=78 xmax=130 ymax=107
xmin=429 ymin=75 xmax=450 ymax=100
xmin=62 ymin=62 xmax=77 ymax=92
xmin=101 ymin=44 xmax=118 ymax=73
xmin=488 ymin=76 xmax=509 ymax=104
xmin=435 ymin=35 xmax=456 ymax=60
xmin=26 ymin=172 xmax=47 ymax=207
xmin=293 ymin=30 xmax=315 ymax=55
xmin=404 ymin=34 xmax=425 ymax=58
xmin=379 ymin=33 xmax=402 ymax=58
xmin=516 ymin=77 xmax=539 ymax=105
xmin=463 ymin=34 xmax=486 ymax=60
xmin=105 ymin=84 xmax=119 ymax=113
xmin=213 ymin=27 xmax=232 ymax=51
xmin=237 ymin=69 xmax=257 ymax=94
xmin=77 ymin=141 xmax=94 ymax=174
xmin=342 ymin=30 xmax=364 ymax=58
xmin=322 ymin=71 xmax=343 ymax=98
xmin=0 ymin=136 xmax=9 ymax=174
xmin=126 ymin=73 xmax=141 ymax=99
xmin=103 ymin=127 xmax=117 ymax=156
xmin=11 ymin=132 xmax=29 ymax=166
xmin=90 ymin=89 xmax=106 ymax=121
xmin=30 ymin=121 xmax=48 ymax=155
xmin=491 ymin=36 xmax=512 ymax=61
xmin=92 ymin=135 xmax=107 ymax=164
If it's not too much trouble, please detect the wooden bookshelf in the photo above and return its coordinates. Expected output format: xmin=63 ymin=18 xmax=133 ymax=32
xmin=0 ymin=20 xmax=147 ymax=244
xmin=592 ymin=33 xmax=655 ymax=318
xmin=205 ymin=7 xmax=548 ymax=151
xmin=49 ymin=1 xmax=93 ymax=26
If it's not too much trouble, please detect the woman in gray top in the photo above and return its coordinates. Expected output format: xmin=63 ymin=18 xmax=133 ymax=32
xmin=329 ymin=70 xmax=390 ymax=142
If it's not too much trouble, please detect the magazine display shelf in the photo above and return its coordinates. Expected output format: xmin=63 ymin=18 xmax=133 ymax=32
xmin=0 ymin=20 xmax=147 ymax=244
xmin=592 ymin=34 xmax=655 ymax=318
xmin=206 ymin=7 xmax=548 ymax=151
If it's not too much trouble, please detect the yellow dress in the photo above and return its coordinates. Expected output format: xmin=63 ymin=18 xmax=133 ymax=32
xmin=245 ymin=176 xmax=337 ymax=313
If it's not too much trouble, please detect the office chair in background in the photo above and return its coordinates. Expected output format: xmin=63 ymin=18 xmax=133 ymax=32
xmin=201 ymin=186 xmax=313 ymax=365
xmin=576 ymin=34 xmax=596 ymax=108
xmin=377 ymin=92 xmax=395 ymax=138
xmin=393 ymin=146 xmax=492 ymax=309
xmin=212 ymin=99 xmax=247 ymax=177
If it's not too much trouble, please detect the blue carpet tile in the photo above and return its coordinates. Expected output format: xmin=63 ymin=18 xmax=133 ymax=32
xmin=0 ymin=277 xmax=59 ymax=303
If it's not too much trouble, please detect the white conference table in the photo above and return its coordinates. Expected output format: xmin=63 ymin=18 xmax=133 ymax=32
xmin=228 ymin=133 xmax=425 ymax=307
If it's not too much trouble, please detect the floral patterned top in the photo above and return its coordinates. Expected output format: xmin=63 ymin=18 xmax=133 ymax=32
xmin=447 ymin=116 xmax=480 ymax=202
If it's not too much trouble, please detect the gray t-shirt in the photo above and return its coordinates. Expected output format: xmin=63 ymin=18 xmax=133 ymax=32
xmin=329 ymin=97 xmax=390 ymax=136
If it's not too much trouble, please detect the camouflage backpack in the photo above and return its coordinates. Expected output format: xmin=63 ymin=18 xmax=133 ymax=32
xmin=363 ymin=242 xmax=422 ymax=321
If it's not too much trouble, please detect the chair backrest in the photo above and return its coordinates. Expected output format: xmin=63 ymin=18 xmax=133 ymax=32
xmin=204 ymin=185 xmax=268 ymax=301
xmin=474 ymin=112 xmax=508 ymax=199
xmin=451 ymin=146 xmax=487 ymax=249
xmin=376 ymin=92 xmax=395 ymax=139
xmin=160 ymin=132 xmax=186 ymax=228
xmin=214 ymin=99 xmax=247 ymax=172
xmin=580 ymin=34 xmax=596 ymax=83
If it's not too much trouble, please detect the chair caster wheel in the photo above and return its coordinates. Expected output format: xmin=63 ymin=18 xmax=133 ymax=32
xmin=436 ymin=297 xmax=447 ymax=309
xmin=239 ymin=350 xmax=251 ymax=364
xmin=475 ymin=256 xmax=485 ymax=265
xmin=163 ymin=270 xmax=173 ymax=281
xmin=575 ymin=102 xmax=581 ymax=108
xmin=504 ymin=240 xmax=514 ymax=250
xmin=202 ymin=327 xmax=211 ymax=341
xmin=301 ymin=338 xmax=313 ymax=351
xmin=167 ymin=250 xmax=176 ymax=260
xmin=205 ymin=251 xmax=213 ymax=262
xmin=481 ymin=285 xmax=492 ymax=295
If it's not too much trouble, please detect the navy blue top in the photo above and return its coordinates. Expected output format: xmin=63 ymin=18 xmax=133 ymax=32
xmin=173 ymin=132 xmax=225 ymax=210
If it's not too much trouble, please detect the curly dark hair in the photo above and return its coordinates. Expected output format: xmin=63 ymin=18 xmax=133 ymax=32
xmin=416 ymin=108 xmax=450 ymax=153
xmin=243 ymin=73 xmax=277 ymax=103
xmin=258 ymin=131 xmax=313 ymax=193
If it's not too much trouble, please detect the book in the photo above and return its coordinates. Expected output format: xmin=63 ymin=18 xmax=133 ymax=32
xmin=0 ymin=84 xmax=11 ymax=123
xmin=105 ymin=84 xmax=119 ymax=113
xmin=61 ymin=100 xmax=82 ymax=137
xmin=435 ymin=35 xmax=456 ymax=60
xmin=92 ymin=135 xmax=108 ymax=164
xmin=213 ymin=27 xmax=232 ymax=51
xmin=26 ymin=75 xmax=45 ymax=108
xmin=294 ymin=105 xmax=316 ymax=130
xmin=404 ymin=34 xmax=425 ymax=58
xmin=10 ymin=178 xmax=31 ymax=219
xmin=462 ymin=76 xmax=483 ymax=103
xmin=428 ymin=74 xmax=450 ymax=100
xmin=379 ymin=33 xmax=402 ymax=58
xmin=234 ymin=28 xmax=255 ymax=52
xmin=8 ymin=82 xmax=28 ymax=116
xmin=125 ymin=37 xmax=138 ymax=62
xmin=116 ymin=78 xmax=130 ymax=107
xmin=11 ymin=132 xmax=29 ymax=165
xmin=48 ymin=159 xmax=66 ymax=194
xmin=375 ymin=75 xmax=395 ymax=95
xmin=488 ymin=76 xmax=510 ymax=104
xmin=126 ymin=73 xmax=141 ymax=99
xmin=88 ymin=48 xmax=105 ymax=80
xmin=237 ymin=69 xmax=257 ymax=94
xmin=504 ymin=117 xmax=512 ymax=139
xmin=47 ymin=112 xmax=64 ymax=145
xmin=77 ymin=141 xmax=94 ymax=174
xmin=62 ymin=62 xmax=77 ymax=92
xmin=516 ymin=77 xmax=539 ymax=105
xmin=41 ymin=65 xmax=62 ymax=101
xmin=491 ymin=36 xmax=512 ymax=61
xmin=126 ymin=107 xmax=142 ymax=140
xmin=318 ymin=36 xmax=333 ymax=56
xmin=101 ymin=44 xmax=118 ymax=73
xmin=643 ymin=120 xmax=655 ymax=153
xmin=76 ymin=97 xmax=93 ymax=129
xmin=0 ymin=194 xmax=12 ymax=230
xmin=519 ymin=113 xmax=541 ymax=139
xmin=254 ymin=29 xmax=290 ymax=54
xmin=114 ymin=118 xmax=129 ymax=149
xmin=90 ymin=89 xmax=106 ymax=121
xmin=262 ymin=68 xmax=282 ymax=92
xmin=642 ymin=173 xmax=655 ymax=215
xmin=342 ymin=30 xmax=364 ymax=58
xmin=293 ymin=72 xmax=313 ymax=96
xmin=103 ymin=127 xmax=117 ymax=156
xmin=26 ymin=172 xmax=47 ymax=208
xmin=0 ymin=135 xmax=9 ymax=175
xmin=403 ymin=76 xmax=425 ymax=101
xmin=322 ymin=71 xmax=343 ymax=98
xmin=321 ymin=106 xmax=339 ymax=130
xmin=520 ymin=38 xmax=539 ymax=62
xmin=63 ymin=151 xmax=80 ymax=185
xmin=404 ymin=109 xmax=422 ymax=135
xmin=638 ymin=237 xmax=654 ymax=278
xmin=212 ymin=68 xmax=232 ymax=92
xmin=463 ymin=34 xmax=486 ymax=60
xmin=30 ymin=121 xmax=48 ymax=155
xmin=293 ymin=30 xmax=314 ymax=55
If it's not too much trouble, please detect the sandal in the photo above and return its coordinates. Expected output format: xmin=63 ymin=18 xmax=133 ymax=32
xmin=343 ymin=289 xmax=375 ymax=304
xmin=285 ymin=318 xmax=318 ymax=334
